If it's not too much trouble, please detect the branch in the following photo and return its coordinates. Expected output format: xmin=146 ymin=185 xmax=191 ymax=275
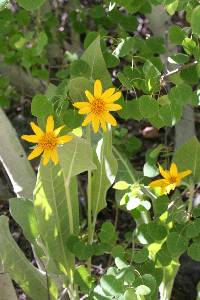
xmin=161 ymin=60 xmax=198 ymax=81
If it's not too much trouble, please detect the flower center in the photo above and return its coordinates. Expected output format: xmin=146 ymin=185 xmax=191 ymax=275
xmin=39 ymin=133 xmax=57 ymax=150
xmin=91 ymin=98 xmax=105 ymax=115
xmin=169 ymin=176 xmax=177 ymax=184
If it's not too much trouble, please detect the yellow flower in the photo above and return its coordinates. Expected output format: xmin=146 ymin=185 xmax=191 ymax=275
xmin=149 ymin=162 xmax=192 ymax=195
xmin=21 ymin=115 xmax=73 ymax=166
xmin=73 ymin=79 xmax=122 ymax=133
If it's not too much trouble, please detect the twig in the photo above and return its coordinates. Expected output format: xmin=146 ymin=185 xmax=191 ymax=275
xmin=161 ymin=60 xmax=198 ymax=81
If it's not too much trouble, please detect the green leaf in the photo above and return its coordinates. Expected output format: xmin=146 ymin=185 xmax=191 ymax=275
xmin=135 ymin=274 xmax=157 ymax=295
xmin=188 ymin=242 xmax=200 ymax=261
xmin=114 ymin=37 xmax=136 ymax=58
xmin=31 ymin=94 xmax=53 ymax=118
xmin=16 ymin=0 xmax=46 ymax=11
xmin=186 ymin=219 xmax=200 ymax=239
xmin=165 ymin=0 xmax=178 ymax=15
xmin=99 ymin=222 xmax=118 ymax=244
xmin=113 ymin=147 xmax=137 ymax=205
xmin=182 ymin=38 xmax=197 ymax=56
xmin=81 ymin=36 xmax=112 ymax=88
xmin=34 ymin=138 xmax=95 ymax=273
xmin=156 ymin=243 xmax=172 ymax=267
xmin=139 ymin=95 xmax=159 ymax=119
xmin=0 ymin=216 xmax=58 ymax=299
xmin=135 ymin=285 xmax=151 ymax=296
xmin=9 ymin=198 xmax=38 ymax=243
xmin=173 ymin=137 xmax=200 ymax=183
xmin=115 ymin=257 xmax=129 ymax=270
xmin=74 ymin=265 xmax=93 ymax=294
xmin=68 ymin=77 xmax=92 ymax=101
xmin=133 ymin=247 xmax=149 ymax=263
xmin=113 ymin=181 xmax=130 ymax=190
xmin=154 ymin=195 xmax=169 ymax=216
xmin=168 ymin=25 xmax=186 ymax=44
xmin=169 ymin=53 xmax=189 ymax=64
xmin=63 ymin=109 xmax=84 ymax=130
xmin=91 ymin=130 xmax=118 ymax=216
xmin=111 ymin=245 xmax=125 ymax=258
xmin=168 ymin=84 xmax=192 ymax=105
xmin=124 ymin=288 xmax=137 ymax=300
xmin=100 ymin=275 xmax=124 ymax=296
xmin=167 ymin=232 xmax=188 ymax=257
xmin=70 ymin=59 xmax=91 ymax=78
xmin=148 ymin=222 xmax=167 ymax=241
xmin=58 ymin=137 xmax=96 ymax=181
xmin=191 ymin=6 xmax=200 ymax=36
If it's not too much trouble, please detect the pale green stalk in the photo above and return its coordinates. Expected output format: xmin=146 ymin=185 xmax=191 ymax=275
xmin=159 ymin=260 xmax=180 ymax=300
xmin=188 ymin=183 xmax=194 ymax=215
xmin=65 ymin=184 xmax=79 ymax=299
xmin=86 ymin=126 xmax=92 ymax=274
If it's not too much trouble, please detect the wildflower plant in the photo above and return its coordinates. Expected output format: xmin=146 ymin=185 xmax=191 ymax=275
xmin=1 ymin=1 xmax=200 ymax=300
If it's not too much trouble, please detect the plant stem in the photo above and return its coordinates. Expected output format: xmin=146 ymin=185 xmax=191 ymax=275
xmin=188 ymin=183 xmax=194 ymax=215
xmin=65 ymin=183 xmax=79 ymax=299
xmin=159 ymin=260 xmax=180 ymax=300
xmin=86 ymin=126 xmax=92 ymax=274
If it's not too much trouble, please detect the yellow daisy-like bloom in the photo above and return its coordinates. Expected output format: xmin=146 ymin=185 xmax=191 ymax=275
xmin=149 ymin=162 xmax=192 ymax=195
xmin=73 ymin=79 xmax=122 ymax=133
xmin=21 ymin=115 xmax=73 ymax=166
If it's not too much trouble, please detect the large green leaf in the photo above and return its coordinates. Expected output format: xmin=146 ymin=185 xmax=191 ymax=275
xmin=91 ymin=130 xmax=118 ymax=216
xmin=9 ymin=197 xmax=39 ymax=244
xmin=0 ymin=216 xmax=57 ymax=300
xmin=68 ymin=77 xmax=92 ymax=101
xmin=34 ymin=138 xmax=95 ymax=274
xmin=16 ymin=0 xmax=46 ymax=11
xmin=173 ymin=137 xmax=200 ymax=183
xmin=81 ymin=36 xmax=112 ymax=87
xmin=113 ymin=146 xmax=137 ymax=205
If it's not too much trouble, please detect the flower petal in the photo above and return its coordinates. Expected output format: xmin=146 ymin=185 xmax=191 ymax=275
xmin=105 ymin=103 xmax=122 ymax=111
xmin=28 ymin=146 xmax=43 ymax=160
xmin=100 ymin=120 xmax=107 ymax=132
xmin=103 ymin=112 xmax=117 ymax=126
xmin=82 ymin=113 xmax=93 ymax=126
xmin=94 ymin=80 xmax=102 ymax=98
xmin=51 ymin=148 xmax=59 ymax=165
xmin=73 ymin=102 xmax=90 ymax=108
xmin=92 ymin=117 xmax=100 ymax=133
xmin=85 ymin=91 xmax=94 ymax=103
xmin=46 ymin=115 xmax=54 ymax=132
xmin=158 ymin=164 xmax=170 ymax=180
xmin=149 ymin=179 xmax=167 ymax=188
xmin=79 ymin=106 xmax=91 ymax=114
xmin=53 ymin=125 xmax=65 ymax=136
xmin=170 ymin=162 xmax=178 ymax=177
xmin=101 ymin=88 xmax=115 ymax=100
xmin=57 ymin=135 xmax=73 ymax=144
xmin=21 ymin=135 xmax=39 ymax=143
xmin=165 ymin=183 xmax=176 ymax=194
xmin=30 ymin=122 xmax=44 ymax=137
xmin=178 ymin=170 xmax=192 ymax=180
xmin=43 ymin=150 xmax=51 ymax=166
xmin=105 ymin=91 xmax=122 ymax=103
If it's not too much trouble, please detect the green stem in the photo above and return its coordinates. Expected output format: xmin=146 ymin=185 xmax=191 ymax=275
xmin=188 ymin=183 xmax=194 ymax=215
xmin=159 ymin=260 xmax=180 ymax=300
xmin=66 ymin=184 xmax=79 ymax=299
xmin=66 ymin=184 xmax=74 ymax=235
xmin=86 ymin=126 xmax=92 ymax=274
